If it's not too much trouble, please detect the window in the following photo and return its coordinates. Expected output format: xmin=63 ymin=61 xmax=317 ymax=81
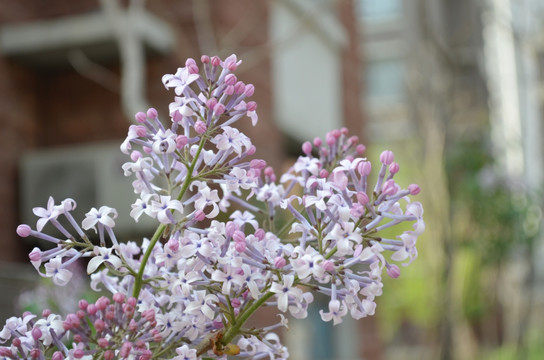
xmin=365 ymin=58 xmax=405 ymax=100
xmin=357 ymin=0 xmax=402 ymax=20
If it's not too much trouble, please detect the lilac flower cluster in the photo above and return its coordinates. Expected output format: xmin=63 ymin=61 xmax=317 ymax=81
xmin=5 ymin=54 xmax=424 ymax=359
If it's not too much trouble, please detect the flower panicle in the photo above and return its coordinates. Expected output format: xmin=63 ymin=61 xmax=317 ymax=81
xmin=13 ymin=54 xmax=425 ymax=359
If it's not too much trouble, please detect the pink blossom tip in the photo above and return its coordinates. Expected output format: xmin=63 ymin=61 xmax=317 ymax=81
xmin=247 ymin=145 xmax=257 ymax=156
xmin=250 ymin=159 xmax=267 ymax=169
xmin=29 ymin=249 xmax=41 ymax=262
xmin=206 ymin=97 xmax=218 ymax=110
xmin=408 ymin=184 xmax=421 ymax=195
xmin=113 ymin=293 xmax=125 ymax=303
xmin=255 ymin=228 xmax=266 ymax=240
xmin=78 ymin=299 xmax=88 ymax=310
xmin=389 ymin=162 xmax=400 ymax=174
xmin=387 ymin=264 xmax=401 ymax=278
xmin=302 ymin=141 xmax=313 ymax=155
xmin=233 ymin=230 xmax=246 ymax=243
xmin=130 ymin=150 xmax=143 ymax=162
xmin=146 ymin=108 xmax=158 ymax=119
xmin=213 ymin=103 xmax=226 ymax=115
xmin=135 ymin=111 xmax=147 ymax=123
xmin=211 ymin=56 xmax=221 ymax=67
xmin=194 ymin=120 xmax=207 ymax=134
xmin=17 ymin=224 xmax=31 ymax=237
xmin=201 ymin=55 xmax=210 ymax=64
xmin=356 ymin=192 xmax=369 ymax=205
xmin=319 ymin=169 xmax=329 ymax=178
xmin=313 ymin=137 xmax=322 ymax=147
xmin=176 ymin=135 xmax=188 ymax=149
xmin=326 ymin=132 xmax=336 ymax=146
xmin=322 ymin=260 xmax=335 ymax=272
xmin=244 ymin=84 xmax=255 ymax=97
xmin=234 ymin=81 xmax=245 ymax=94
xmin=31 ymin=327 xmax=42 ymax=341
xmin=356 ymin=144 xmax=366 ymax=154
xmin=382 ymin=179 xmax=397 ymax=196
xmin=274 ymin=256 xmax=286 ymax=268
xmin=52 ymin=352 xmax=64 ymax=360
xmin=264 ymin=166 xmax=275 ymax=178
xmin=225 ymin=74 xmax=237 ymax=86
xmin=331 ymin=129 xmax=341 ymax=139
xmin=246 ymin=101 xmax=257 ymax=112
xmin=380 ymin=150 xmax=395 ymax=165
xmin=357 ymin=161 xmax=372 ymax=176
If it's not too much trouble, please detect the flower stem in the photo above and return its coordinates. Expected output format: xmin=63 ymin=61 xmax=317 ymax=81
xmin=132 ymin=136 xmax=206 ymax=299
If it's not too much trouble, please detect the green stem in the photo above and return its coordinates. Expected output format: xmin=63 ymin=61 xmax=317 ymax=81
xmin=221 ymin=291 xmax=276 ymax=345
xmin=132 ymin=223 xmax=166 ymax=298
xmin=132 ymin=136 xmax=207 ymax=299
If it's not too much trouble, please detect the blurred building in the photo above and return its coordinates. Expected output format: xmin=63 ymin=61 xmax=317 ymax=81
xmin=0 ymin=0 xmax=365 ymax=359
xmin=358 ymin=0 xmax=544 ymax=359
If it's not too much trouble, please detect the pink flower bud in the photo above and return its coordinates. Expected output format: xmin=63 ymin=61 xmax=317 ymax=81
xmin=326 ymin=132 xmax=336 ymax=146
xmin=113 ymin=293 xmax=125 ymax=303
xmin=17 ymin=224 xmax=31 ymax=237
xmin=226 ymin=222 xmax=238 ymax=238
xmin=322 ymin=260 xmax=335 ymax=272
xmin=78 ymin=300 xmax=88 ymax=311
xmin=247 ymin=145 xmax=256 ymax=156
xmin=176 ymin=135 xmax=188 ymax=149
xmin=213 ymin=103 xmax=226 ymax=115
xmin=87 ymin=304 xmax=97 ymax=316
xmin=77 ymin=310 xmax=85 ymax=319
xmin=224 ymin=85 xmax=234 ymax=95
xmin=387 ymin=264 xmax=401 ymax=278
xmin=231 ymin=298 xmax=241 ymax=308
xmin=274 ymin=256 xmax=286 ymax=268
xmin=129 ymin=319 xmax=138 ymax=332
xmin=348 ymin=135 xmax=359 ymax=145
xmin=225 ymin=74 xmax=237 ymax=85
xmin=135 ymin=111 xmax=146 ymax=123
xmin=127 ymin=297 xmax=137 ymax=307
xmin=73 ymin=334 xmax=83 ymax=343
xmin=194 ymin=120 xmax=207 ymax=134
xmin=356 ymin=144 xmax=366 ymax=154
xmin=380 ymin=150 xmax=394 ymax=165
xmin=0 ymin=348 xmax=12 ymax=357
xmin=244 ymin=84 xmax=255 ymax=97
xmin=356 ymin=192 xmax=369 ymax=205
xmin=254 ymin=228 xmax=266 ymax=240
xmin=42 ymin=309 xmax=52 ymax=317
xmin=30 ymin=349 xmax=41 ymax=359
xmin=187 ymin=63 xmax=199 ymax=75
xmin=233 ymin=230 xmax=246 ymax=243
xmin=211 ymin=56 xmax=221 ymax=67
xmin=52 ymin=352 xmax=64 ymax=360
xmin=246 ymin=101 xmax=257 ymax=112
xmin=146 ymin=108 xmax=158 ymax=119
xmin=264 ymin=166 xmax=274 ymax=177
xmin=350 ymin=203 xmax=365 ymax=218
xmin=331 ymin=129 xmax=341 ymax=139
xmin=29 ymin=248 xmax=41 ymax=262
xmin=319 ymin=169 xmax=329 ymax=178
xmin=302 ymin=141 xmax=313 ymax=155
xmin=206 ymin=97 xmax=218 ymax=109
xmin=357 ymin=161 xmax=372 ymax=176
xmin=408 ymin=184 xmax=421 ymax=195
xmin=120 ymin=342 xmax=132 ymax=358
xmin=382 ymin=179 xmax=397 ymax=196
xmin=389 ymin=162 xmax=399 ymax=174
xmin=234 ymin=81 xmax=245 ymax=94
xmin=250 ymin=159 xmax=267 ymax=169
xmin=201 ymin=55 xmax=210 ymax=64
xmin=98 ymin=338 xmax=109 ymax=348
xmin=12 ymin=338 xmax=21 ymax=347
xmin=94 ymin=319 xmax=105 ymax=332
xmin=313 ymin=137 xmax=322 ymax=147
xmin=31 ymin=327 xmax=42 ymax=341
xmin=130 ymin=150 xmax=142 ymax=162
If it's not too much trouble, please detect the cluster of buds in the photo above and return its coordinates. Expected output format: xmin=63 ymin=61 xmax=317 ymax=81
xmin=5 ymin=54 xmax=424 ymax=359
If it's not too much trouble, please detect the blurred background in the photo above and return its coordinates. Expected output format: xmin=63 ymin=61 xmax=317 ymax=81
xmin=0 ymin=0 xmax=543 ymax=359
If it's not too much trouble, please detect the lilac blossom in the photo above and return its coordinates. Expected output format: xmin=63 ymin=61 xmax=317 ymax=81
xmin=8 ymin=54 xmax=425 ymax=359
